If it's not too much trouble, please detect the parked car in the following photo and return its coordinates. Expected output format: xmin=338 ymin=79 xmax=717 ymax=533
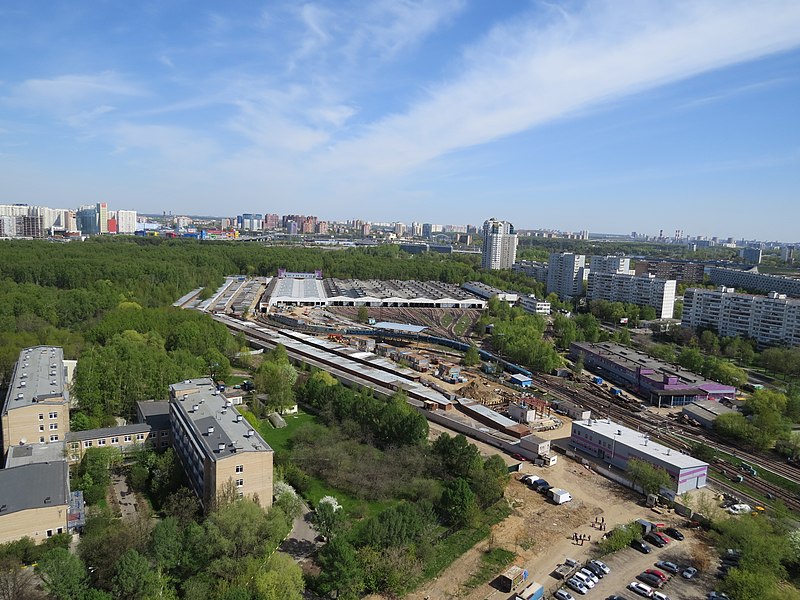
xmin=628 ymin=581 xmax=654 ymax=597
xmin=727 ymin=503 xmax=752 ymax=515
xmin=655 ymin=561 xmax=680 ymax=574
xmin=631 ymin=539 xmax=652 ymax=554
xmin=644 ymin=568 xmax=668 ymax=583
xmin=579 ymin=567 xmax=599 ymax=584
xmin=708 ymin=593 xmax=731 ymax=600
xmin=663 ymin=527 xmax=684 ymax=540
xmin=652 ymin=531 xmax=670 ymax=545
xmin=511 ymin=453 xmax=526 ymax=462
xmin=638 ymin=573 xmax=663 ymax=588
xmin=583 ymin=562 xmax=605 ymax=579
xmin=606 ymin=596 xmax=626 ymax=600
xmin=681 ymin=567 xmax=698 ymax=579
xmin=534 ymin=479 xmax=551 ymax=491
xmin=566 ymin=577 xmax=589 ymax=595
xmin=590 ymin=559 xmax=611 ymax=575
xmin=644 ymin=533 xmax=666 ymax=548
xmin=572 ymin=570 xmax=595 ymax=589
xmin=653 ymin=592 xmax=671 ymax=600
xmin=554 ymin=589 xmax=575 ymax=600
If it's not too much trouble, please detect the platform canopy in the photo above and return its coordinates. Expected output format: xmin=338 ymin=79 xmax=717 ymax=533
xmin=373 ymin=322 xmax=428 ymax=333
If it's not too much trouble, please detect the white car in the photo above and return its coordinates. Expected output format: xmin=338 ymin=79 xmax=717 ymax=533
xmin=681 ymin=567 xmax=698 ymax=579
xmin=554 ymin=589 xmax=576 ymax=600
xmin=572 ymin=571 xmax=595 ymax=589
xmin=566 ymin=577 xmax=589 ymax=595
xmin=727 ymin=503 xmax=752 ymax=515
xmin=653 ymin=592 xmax=671 ymax=600
xmin=579 ymin=567 xmax=599 ymax=585
xmin=628 ymin=581 xmax=654 ymax=597
xmin=590 ymin=559 xmax=610 ymax=575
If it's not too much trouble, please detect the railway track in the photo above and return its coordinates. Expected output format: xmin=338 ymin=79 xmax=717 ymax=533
xmin=534 ymin=374 xmax=800 ymax=513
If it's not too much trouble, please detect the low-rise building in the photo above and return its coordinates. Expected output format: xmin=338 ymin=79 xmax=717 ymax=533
xmin=681 ymin=400 xmax=737 ymax=429
xmin=0 ymin=461 xmax=70 ymax=544
xmin=66 ymin=424 xmax=153 ymax=464
xmin=519 ymin=295 xmax=551 ymax=315
xmin=570 ymin=418 xmax=708 ymax=495
xmin=169 ymin=379 xmax=274 ymax=509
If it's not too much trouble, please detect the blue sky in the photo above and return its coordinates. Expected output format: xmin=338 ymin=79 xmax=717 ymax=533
xmin=1 ymin=1 xmax=799 ymax=240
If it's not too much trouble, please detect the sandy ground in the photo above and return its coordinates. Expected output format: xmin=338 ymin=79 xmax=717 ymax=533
xmin=362 ymin=423 xmax=715 ymax=600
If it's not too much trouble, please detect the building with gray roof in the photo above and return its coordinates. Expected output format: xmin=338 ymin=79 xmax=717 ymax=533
xmin=0 ymin=461 xmax=69 ymax=543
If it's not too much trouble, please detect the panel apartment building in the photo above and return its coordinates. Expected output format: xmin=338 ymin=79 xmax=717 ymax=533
xmin=481 ymin=218 xmax=517 ymax=270
xmin=709 ymin=267 xmax=800 ymax=298
xmin=682 ymin=287 xmax=800 ymax=347
xmin=169 ymin=379 xmax=274 ymax=509
xmin=547 ymin=253 xmax=589 ymax=300
xmin=587 ymin=272 xmax=677 ymax=319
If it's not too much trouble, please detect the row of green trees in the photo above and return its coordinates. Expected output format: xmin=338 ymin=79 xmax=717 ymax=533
xmin=715 ymin=389 xmax=800 ymax=450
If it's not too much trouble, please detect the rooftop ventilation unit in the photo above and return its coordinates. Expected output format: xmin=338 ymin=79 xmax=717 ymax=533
xmin=236 ymin=415 xmax=243 ymax=422
xmin=207 ymin=426 xmax=214 ymax=435
xmin=218 ymin=442 xmax=226 ymax=452
xmin=192 ymin=404 xmax=199 ymax=412
xmin=246 ymin=429 xmax=255 ymax=438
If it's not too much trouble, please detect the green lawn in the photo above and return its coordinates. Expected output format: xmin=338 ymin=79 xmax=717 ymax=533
xmin=454 ymin=314 xmax=472 ymax=336
xmin=257 ymin=410 xmax=395 ymax=519
xmin=441 ymin=314 xmax=453 ymax=327
xmin=465 ymin=547 xmax=516 ymax=589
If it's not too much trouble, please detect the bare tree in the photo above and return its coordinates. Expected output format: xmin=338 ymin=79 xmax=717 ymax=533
xmin=0 ymin=558 xmax=42 ymax=600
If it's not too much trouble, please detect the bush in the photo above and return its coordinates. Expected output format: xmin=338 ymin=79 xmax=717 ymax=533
xmin=598 ymin=522 xmax=640 ymax=555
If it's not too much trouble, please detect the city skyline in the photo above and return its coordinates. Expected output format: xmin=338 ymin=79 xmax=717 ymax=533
xmin=1 ymin=1 xmax=799 ymax=239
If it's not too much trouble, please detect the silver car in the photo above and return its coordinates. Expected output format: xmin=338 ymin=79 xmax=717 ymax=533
xmin=566 ymin=577 xmax=589 ymax=595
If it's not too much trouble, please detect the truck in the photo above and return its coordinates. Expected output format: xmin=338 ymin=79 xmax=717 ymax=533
xmin=554 ymin=561 xmax=577 ymax=580
xmin=610 ymin=387 xmax=622 ymax=396
xmin=549 ymin=488 xmax=573 ymax=505
xmin=514 ymin=580 xmax=544 ymax=600
xmin=498 ymin=565 xmax=528 ymax=593
xmin=592 ymin=376 xmax=604 ymax=385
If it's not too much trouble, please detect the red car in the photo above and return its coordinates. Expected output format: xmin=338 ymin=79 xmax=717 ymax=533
xmin=645 ymin=568 xmax=669 ymax=583
xmin=511 ymin=453 xmax=527 ymax=462
xmin=653 ymin=531 xmax=670 ymax=545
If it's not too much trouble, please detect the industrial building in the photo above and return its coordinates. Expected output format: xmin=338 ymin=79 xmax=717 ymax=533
xmin=709 ymin=267 xmax=800 ymax=298
xmin=1 ymin=346 xmax=70 ymax=460
xmin=169 ymin=379 xmax=274 ymax=509
xmin=682 ymin=287 xmax=800 ymax=348
xmin=547 ymin=253 xmax=588 ymax=300
xmin=570 ymin=342 xmax=736 ymax=406
xmin=481 ymin=218 xmax=518 ymax=270
xmin=462 ymin=281 xmax=518 ymax=303
xmin=569 ymin=418 xmax=708 ymax=495
xmin=587 ymin=272 xmax=677 ymax=319
xmin=681 ymin=400 xmax=738 ymax=429
xmin=518 ymin=295 xmax=551 ymax=315
xmin=259 ymin=274 xmax=486 ymax=310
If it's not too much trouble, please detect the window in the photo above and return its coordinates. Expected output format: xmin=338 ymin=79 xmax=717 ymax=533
xmin=160 ymin=440 xmax=168 ymax=448
xmin=84 ymin=441 xmax=93 ymax=448
xmin=136 ymin=434 xmax=145 ymax=441
xmin=98 ymin=439 xmax=106 ymax=446
xmin=111 ymin=437 xmax=119 ymax=444
xmin=39 ymin=425 xmax=45 ymax=432
xmin=235 ymin=465 xmax=244 ymax=473
xmin=124 ymin=435 xmax=132 ymax=442
xmin=237 ymin=491 xmax=244 ymax=499
xmin=50 ymin=435 xmax=59 ymax=442
xmin=235 ymin=478 xmax=244 ymax=487
xmin=38 ymin=413 xmax=44 ymax=420
xmin=49 ymin=411 xmax=58 ymax=419
xmin=39 ymin=437 xmax=45 ymax=443
xmin=49 ymin=423 xmax=58 ymax=430
xmin=46 ymin=530 xmax=53 ymax=538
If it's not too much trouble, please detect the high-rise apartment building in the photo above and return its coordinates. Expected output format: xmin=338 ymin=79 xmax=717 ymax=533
xmin=682 ymin=287 xmax=800 ymax=348
xmin=587 ymin=273 xmax=677 ymax=319
xmin=481 ymin=218 xmax=517 ymax=270
xmin=116 ymin=210 xmax=138 ymax=234
xmin=547 ymin=253 xmax=588 ymax=299
xmin=709 ymin=268 xmax=800 ymax=298
xmin=76 ymin=205 xmax=100 ymax=235
xmin=97 ymin=203 xmax=109 ymax=234
xmin=589 ymin=255 xmax=633 ymax=275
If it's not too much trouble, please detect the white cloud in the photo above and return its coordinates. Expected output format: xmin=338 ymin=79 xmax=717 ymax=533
xmin=110 ymin=122 xmax=218 ymax=164
xmin=1 ymin=72 xmax=143 ymax=123
xmin=322 ymin=0 xmax=800 ymax=174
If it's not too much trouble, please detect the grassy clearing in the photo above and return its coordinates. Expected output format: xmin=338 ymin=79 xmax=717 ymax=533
xmin=465 ymin=547 xmax=516 ymax=589
xmin=454 ymin=314 xmax=472 ymax=336
xmin=441 ymin=314 xmax=453 ymax=327
xmin=423 ymin=500 xmax=512 ymax=580
xmin=257 ymin=411 xmax=316 ymax=453
xmin=223 ymin=374 xmax=249 ymax=387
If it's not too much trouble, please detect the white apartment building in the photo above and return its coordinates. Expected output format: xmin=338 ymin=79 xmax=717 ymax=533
xmin=709 ymin=267 xmax=800 ymax=298
xmin=588 ymin=255 xmax=633 ymax=275
xmin=682 ymin=287 xmax=800 ymax=347
xmin=587 ymin=273 xmax=677 ymax=319
xmin=547 ymin=253 xmax=588 ymax=300
xmin=116 ymin=210 xmax=138 ymax=234
xmin=481 ymin=218 xmax=517 ymax=270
